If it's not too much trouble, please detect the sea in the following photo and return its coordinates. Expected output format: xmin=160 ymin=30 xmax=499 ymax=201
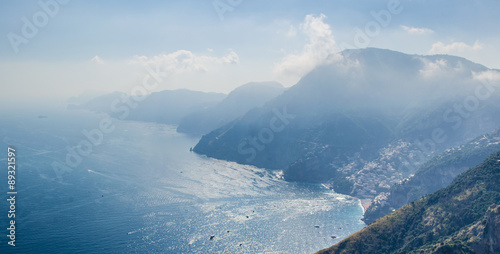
xmin=0 ymin=107 xmax=364 ymax=253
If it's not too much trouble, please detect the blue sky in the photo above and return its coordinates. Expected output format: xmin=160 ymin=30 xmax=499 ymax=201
xmin=1 ymin=0 xmax=499 ymax=104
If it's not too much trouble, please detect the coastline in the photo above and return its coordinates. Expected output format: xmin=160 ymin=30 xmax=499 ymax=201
xmin=321 ymin=184 xmax=371 ymax=215
xmin=359 ymin=199 xmax=371 ymax=214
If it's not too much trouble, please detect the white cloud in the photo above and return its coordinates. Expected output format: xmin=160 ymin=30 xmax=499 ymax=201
xmin=473 ymin=70 xmax=500 ymax=82
xmin=418 ymin=56 xmax=472 ymax=79
xmin=91 ymin=55 xmax=105 ymax=64
xmin=429 ymin=41 xmax=483 ymax=55
xmin=0 ymin=50 xmax=246 ymax=104
xmin=130 ymin=49 xmax=239 ymax=73
xmin=400 ymin=25 xmax=434 ymax=35
xmin=419 ymin=58 xmax=448 ymax=78
xmin=274 ymin=14 xmax=341 ymax=78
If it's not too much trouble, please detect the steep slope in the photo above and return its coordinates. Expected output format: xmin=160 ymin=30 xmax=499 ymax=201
xmin=68 ymin=89 xmax=226 ymax=124
xmin=177 ymin=81 xmax=285 ymax=135
xmin=364 ymin=128 xmax=500 ymax=224
xmin=194 ymin=48 xmax=500 ymax=188
xmin=437 ymin=204 xmax=500 ymax=254
xmin=316 ymin=151 xmax=500 ymax=254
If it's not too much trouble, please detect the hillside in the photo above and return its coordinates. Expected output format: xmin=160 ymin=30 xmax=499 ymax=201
xmin=316 ymin=151 xmax=500 ymax=254
xmin=364 ymin=128 xmax=500 ymax=224
xmin=177 ymin=81 xmax=285 ymax=135
xmin=194 ymin=48 xmax=500 ymax=199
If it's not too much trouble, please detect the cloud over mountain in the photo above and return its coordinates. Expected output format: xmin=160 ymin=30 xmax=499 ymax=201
xmin=274 ymin=14 xmax=341 ymax=78
xmin=429 ymin=40 xmax=483 ymax=55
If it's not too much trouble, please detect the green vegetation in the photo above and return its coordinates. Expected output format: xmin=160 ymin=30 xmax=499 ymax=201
xmin=317 ymin=151 xmax=500 ymax=254
xmin=364 ymin=128 xmax=500 ymax=224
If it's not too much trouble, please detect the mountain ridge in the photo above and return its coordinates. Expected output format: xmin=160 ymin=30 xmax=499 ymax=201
xmin=364 ymin=128 xmax=500 ymax=224
xmin=194 ymin=48 xmax=500 ymax=201
xmin=177 ymin=81 xmax=285 ymax=135
xmin=68 ymin=89 xmax=226 ymax=124
xmin=316 ymin=150 xmax=500 ymax=254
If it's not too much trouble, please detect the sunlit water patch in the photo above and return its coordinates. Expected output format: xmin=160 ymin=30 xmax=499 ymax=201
xmin=0 ymin=109 xmax=364 ymax=253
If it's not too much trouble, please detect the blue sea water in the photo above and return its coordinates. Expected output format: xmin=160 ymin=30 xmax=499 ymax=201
xmin=0 ymin=108 xmax=364 ymax=253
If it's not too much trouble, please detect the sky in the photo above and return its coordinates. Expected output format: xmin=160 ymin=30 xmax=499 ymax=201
xmin=1 ymin=0 xmax=499 ymax=105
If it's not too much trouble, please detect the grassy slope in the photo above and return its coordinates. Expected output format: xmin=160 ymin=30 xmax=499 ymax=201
xmin=317 ymin=151 xmax=500 ymax=254
xmin=363 ymin=129 xmax=500 ymax=224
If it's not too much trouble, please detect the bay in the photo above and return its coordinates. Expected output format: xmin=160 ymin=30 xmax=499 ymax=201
xmin=0 ymin=109 xmax=364 ymax=253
